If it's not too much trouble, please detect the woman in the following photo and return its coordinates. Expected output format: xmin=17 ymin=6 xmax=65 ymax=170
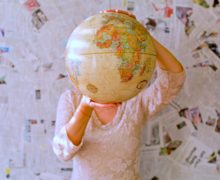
xmin=52 ymin=10 xmax=185 ymax=180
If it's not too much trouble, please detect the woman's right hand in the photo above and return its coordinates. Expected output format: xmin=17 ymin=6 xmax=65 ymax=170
xmin=77 ymin=96 xmax=94 ymax=117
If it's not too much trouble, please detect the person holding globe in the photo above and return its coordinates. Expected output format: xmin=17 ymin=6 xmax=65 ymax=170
xmin=52 ymin=9 xmax=185 ymax=180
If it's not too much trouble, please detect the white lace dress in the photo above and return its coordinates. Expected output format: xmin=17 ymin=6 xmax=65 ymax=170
xmin=52 ymin=67 xmax=186 ymax=180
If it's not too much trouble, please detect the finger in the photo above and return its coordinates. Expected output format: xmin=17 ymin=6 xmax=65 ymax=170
xmin=81 ymin=96 xmax=93 ymax=106
xmin=90 ymin=101 xmax=120 ymax=108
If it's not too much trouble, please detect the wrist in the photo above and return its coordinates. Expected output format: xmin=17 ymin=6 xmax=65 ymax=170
xmin=77 ymin=104 xmax=93 ymax=116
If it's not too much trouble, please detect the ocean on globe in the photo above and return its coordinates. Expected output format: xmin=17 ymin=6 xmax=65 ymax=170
xmin=65 ymin=10 xmax=156 ymax=103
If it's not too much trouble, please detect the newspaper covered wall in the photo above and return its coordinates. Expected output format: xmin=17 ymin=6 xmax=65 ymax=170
xmin=139 ymin=0 xmax=220 ymax=179
xmin=0 ymin=0 xmax=219 ymax=179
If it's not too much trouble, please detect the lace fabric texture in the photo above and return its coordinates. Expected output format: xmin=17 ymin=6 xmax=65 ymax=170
xmin=52 ymin=67 xmax=186 ymax=180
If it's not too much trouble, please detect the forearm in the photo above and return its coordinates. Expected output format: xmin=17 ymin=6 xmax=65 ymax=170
xmin=65 ymin=103 xmax=93 ymax=146
xmin=151 ymin=36 xmax=184 ymax=73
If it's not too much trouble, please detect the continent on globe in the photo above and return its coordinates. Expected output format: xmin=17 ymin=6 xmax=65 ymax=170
xmin=94 ymin=13 xmax=153 ymax=82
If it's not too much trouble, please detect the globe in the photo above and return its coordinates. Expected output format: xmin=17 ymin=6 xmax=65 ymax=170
xmin=65 ymin=10 xmax=156 ymax=103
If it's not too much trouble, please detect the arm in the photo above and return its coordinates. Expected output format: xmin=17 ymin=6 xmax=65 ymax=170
xmin=151 ymin=36 xmax=184 ymax=73
xmin=52 ymin=91 xmax=93 ymax=161
xmin=140 ymin=37 xmax=186 ymax=118
xmin=65 ymin=96 xmax=93 ymax=146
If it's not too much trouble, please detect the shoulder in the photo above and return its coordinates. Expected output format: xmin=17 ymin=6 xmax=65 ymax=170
xmin=60 ymin=87 xmax=82 ymax=107
xmin=124 ymin=94 xmax=143 ymax=115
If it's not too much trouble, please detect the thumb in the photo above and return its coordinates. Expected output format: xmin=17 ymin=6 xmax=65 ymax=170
xmin=80 ymin=96 xmax=93 ymax=107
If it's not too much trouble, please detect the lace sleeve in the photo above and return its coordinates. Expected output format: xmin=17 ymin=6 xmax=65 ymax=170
xmin=140 ymin=66 xmax=186 ymax=119
xmin=52 ymin=90 xmax=83 ymax=161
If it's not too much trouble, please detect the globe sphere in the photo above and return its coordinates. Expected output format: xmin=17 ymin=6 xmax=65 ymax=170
xmin=66 ymin=10 xmax=156 ymax=103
